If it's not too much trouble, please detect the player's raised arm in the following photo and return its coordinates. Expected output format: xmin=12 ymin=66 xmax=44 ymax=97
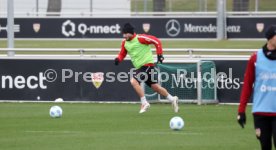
xmin=114 ymin=40 xmax=127 ymax=65
xmin=138 ymin=34 xmax=164 ymax=63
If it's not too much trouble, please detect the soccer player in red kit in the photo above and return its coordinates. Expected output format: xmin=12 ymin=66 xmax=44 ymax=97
xmin=114 ymin=23 xmax=179 ymax=114
xmin=237 ymin=25 xmax=276 ymax=150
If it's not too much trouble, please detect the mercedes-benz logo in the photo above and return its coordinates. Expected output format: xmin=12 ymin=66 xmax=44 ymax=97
xmin=165 ymin=19 xmax=181 ymax=37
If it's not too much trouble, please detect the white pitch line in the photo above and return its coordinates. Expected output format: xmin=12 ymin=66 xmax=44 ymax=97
xmin=24 ymin=130 xmax=83 ymax=134
xmin=24 ymin=130 xmax=203 ymax=135
xmin=139 ymin=131 xmax=203 ymax=135
xmin=106 ymin=131 xmax=203 ymax=135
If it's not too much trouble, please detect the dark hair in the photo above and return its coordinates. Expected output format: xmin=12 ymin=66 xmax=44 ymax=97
xmin=265 ymin=25 xmax=276 ymax=40
xmin=122 ymin=23 xmax=134 ymax=34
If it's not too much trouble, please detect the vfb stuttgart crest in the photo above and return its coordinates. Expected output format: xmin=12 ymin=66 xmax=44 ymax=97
xmin=33 ymin=23 xmax=41 ymax=33
xmin=143 ymin=23 xmax=150 ymax=33
xmin=256 ymin=23 xmax=264 ymax=33
xmin=91 ymin=72 xmax=104 ymax=89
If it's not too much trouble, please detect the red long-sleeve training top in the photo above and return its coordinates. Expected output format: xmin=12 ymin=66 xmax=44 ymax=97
xmin=117 ymin=33 xmax=163 ymax=62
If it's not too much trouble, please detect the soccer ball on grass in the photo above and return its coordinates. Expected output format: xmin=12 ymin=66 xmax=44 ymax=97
xmin=49 ymin=105 xmax=63 ymax=118
xmin=170 ymin=116 xmax=184 ymax=130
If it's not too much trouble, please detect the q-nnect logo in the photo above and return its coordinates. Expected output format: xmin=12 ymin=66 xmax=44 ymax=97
xmin=62 ymin=20 xmax=76 ymax=37
xmin=61 ymin=20 xmax=121 ymax=37
xmin=165 ymin=19 xmax=181 ymax=37
xmin=0 ymin=73 xmax=48 ymax=89
xmin=0 ymin=24 xmax=20 ymax=33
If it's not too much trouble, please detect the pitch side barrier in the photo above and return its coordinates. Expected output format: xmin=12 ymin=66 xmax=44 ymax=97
xmin=0 ymin=48 xmax=256 ymax=103
xmin=0 ymin=48 xmax=257 ymax=57
xmin=0 ymin=16 xmax=275 ymax=39
xmin=1 ymin=11 xmax=276 ymax=17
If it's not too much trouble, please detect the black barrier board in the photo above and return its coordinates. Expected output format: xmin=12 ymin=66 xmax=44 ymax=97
xmin=0 ymin=58 xmax=252 ymax=103
xmin=0 ymin=17 xmax=274 ymax=39
xmin=226 ymin=17 xmax=275 ymax=38
xmin=213 ymin=60 xmax=250 ymax=103
xmin=0 ymin=59 xmax=139 ymax=101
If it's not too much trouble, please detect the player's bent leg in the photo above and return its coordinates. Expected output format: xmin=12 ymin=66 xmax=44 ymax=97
xmin=151 ymin=84 xmax=179 ymax=113
xmin=130 ymin=78 xmax=150 ymax=113
xmin=151 ymin=83 xmax=168 ymax=97
xmin=130 ymin=78 xmax=144 ymax=98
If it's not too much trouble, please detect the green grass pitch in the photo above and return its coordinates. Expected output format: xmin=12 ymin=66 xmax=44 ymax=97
xmin=0 ymin=39 xmax=262 ymax=149
xmin=0 ymin=103 xmax=258 ymax=150
xmin=0 ymin=39 xmax=266 ymax=55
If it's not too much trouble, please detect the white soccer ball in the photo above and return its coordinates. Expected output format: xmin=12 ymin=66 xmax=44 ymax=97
xmin=49 ymin=105 xmax=63 ymax=118
xmin=170 ymin=116 xmax=184 ymax=130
